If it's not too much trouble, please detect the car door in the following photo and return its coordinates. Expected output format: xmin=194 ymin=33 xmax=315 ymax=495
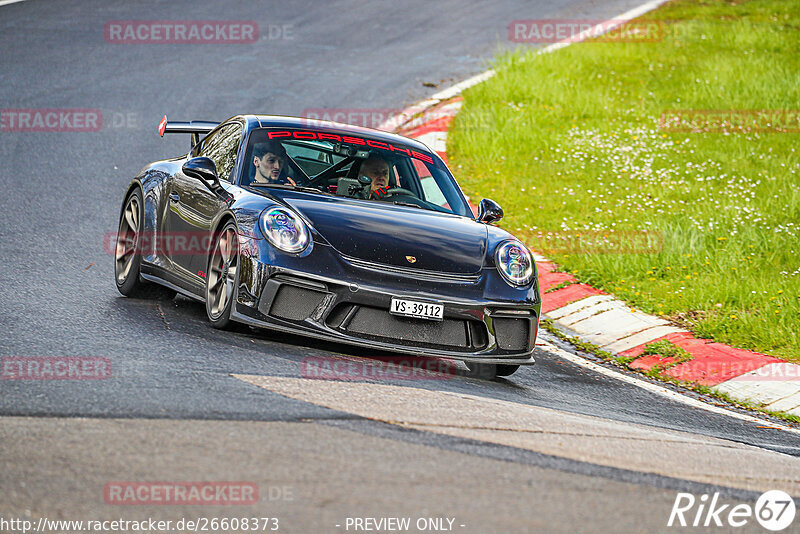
xmin=165 ymin=122 xmax=243 ymax=286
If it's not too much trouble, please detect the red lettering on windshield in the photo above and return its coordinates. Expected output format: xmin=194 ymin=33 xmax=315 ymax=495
xmin=389 ymin=145 xmax=411 ymax=157
xmin=366 ymin=139 xmax=390 ymax=150
xmin=292 ymin=131 xmax=317 ymax=140
xmin=317 ymin=133 xmax=341 ymax=142
xmin=411 ymin=150 xmax=434 ymax=164
xmin=341 ymin=135 xmax=365 ymax=145
xmin=264 ymin=130 xmax=434 ymax=164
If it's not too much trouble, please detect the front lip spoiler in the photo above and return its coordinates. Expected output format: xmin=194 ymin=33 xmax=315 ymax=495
xmin=139 ymin=265 xmax=537 ymax=364
xmin=229 ymin=307 xmax=536 ymax=366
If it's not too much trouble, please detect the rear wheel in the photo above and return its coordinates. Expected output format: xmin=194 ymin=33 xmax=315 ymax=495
xmin=205 ymin=221 xmax=239 ymax=330
xmin=114 ymin=189 xmax=176 ymax=300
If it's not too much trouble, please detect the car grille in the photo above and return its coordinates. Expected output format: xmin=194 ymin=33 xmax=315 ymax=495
xmin=326 ymin=304 xmax=487 ymax=352
xmin=342 ymin=255 xmax=481 ymax=284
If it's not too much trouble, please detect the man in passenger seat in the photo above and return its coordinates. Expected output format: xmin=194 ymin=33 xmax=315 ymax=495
xmin=252 ymin=141 xmax=295 ymax=185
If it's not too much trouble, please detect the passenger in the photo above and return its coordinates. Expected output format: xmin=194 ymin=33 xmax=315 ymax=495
xmin=252 ymin=142 xmax=294 ymax=185
xmin=359 ymin=154 xmax=391 ymax=199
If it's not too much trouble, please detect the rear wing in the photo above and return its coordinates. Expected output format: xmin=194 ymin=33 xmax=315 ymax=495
xmin=158 ymin=115 xmax=219 ymax=147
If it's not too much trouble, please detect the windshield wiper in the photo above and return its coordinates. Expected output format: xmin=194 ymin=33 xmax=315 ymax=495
xmin=391 ymin=200 xmax=426 ymax=210
xmin=249 ymin=183 xmax=329 ymax=195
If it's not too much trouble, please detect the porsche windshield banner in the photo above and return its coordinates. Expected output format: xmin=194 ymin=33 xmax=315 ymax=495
xmin=265 ymin=130 xmax=435 ymax=165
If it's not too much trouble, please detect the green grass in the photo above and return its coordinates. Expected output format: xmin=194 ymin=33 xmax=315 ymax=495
xmin=449 ymin=0 xmax=800 ymax=362
xmin=641 ymin=339 xmax=692 ymax=360
xmin=640 ymin=340 xmax=694 ymax=376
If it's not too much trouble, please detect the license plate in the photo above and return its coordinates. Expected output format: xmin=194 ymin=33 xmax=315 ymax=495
xmin=390 ymin=298 xmax=444 ymax=321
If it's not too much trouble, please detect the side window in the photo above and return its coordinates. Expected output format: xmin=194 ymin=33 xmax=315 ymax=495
xmin=198 ymin=123 xmax=242 ymax=182
xmin=412 ymin=159 xmax=446 ymax=207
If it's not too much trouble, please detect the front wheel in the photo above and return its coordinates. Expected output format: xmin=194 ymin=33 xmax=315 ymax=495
xmin=464 ymin=362 xmax=521 ymax=379
xmin=495 ymin=364 xmax=521 ymax=377
xmin=205 ymin=221 xmax=239 ymax=330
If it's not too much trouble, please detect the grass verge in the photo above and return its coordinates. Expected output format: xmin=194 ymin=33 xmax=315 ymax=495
xmin=449 ymin=0 xmax=800 ymax=362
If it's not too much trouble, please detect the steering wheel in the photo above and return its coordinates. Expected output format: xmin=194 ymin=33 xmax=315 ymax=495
xmin=382 ymin=187 xmax=416 ymax=198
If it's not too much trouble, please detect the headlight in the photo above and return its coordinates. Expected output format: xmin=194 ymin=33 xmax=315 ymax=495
xmin=495 ymin=240 xmax=534 ymax=286
xmin=259 ymin=207 xmax=310 ymax=253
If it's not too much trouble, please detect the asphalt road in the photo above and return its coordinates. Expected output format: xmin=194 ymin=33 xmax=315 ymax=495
xmin=1 ymin=1 xmax=799 ymax=533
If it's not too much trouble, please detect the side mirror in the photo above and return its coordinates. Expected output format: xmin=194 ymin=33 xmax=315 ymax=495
xmin=477 ymin=198 xmax=503 ymax=224
xmin=182 ymin=157 xmax=219 ymax=186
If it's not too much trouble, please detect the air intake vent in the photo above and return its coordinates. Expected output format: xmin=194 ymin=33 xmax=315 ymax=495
xmin=492 ymin=318 xmax=530 ymax=351
xmin=269 ymin=285 xmax=326 ymax=321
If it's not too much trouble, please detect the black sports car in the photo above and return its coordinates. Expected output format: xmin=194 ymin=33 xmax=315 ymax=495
xmin=114 ymin=115 xmax=540 ymax=377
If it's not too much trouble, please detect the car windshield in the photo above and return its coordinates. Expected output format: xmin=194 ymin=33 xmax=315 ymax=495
xmin=241 ymin=128 xmax=471 ymax=216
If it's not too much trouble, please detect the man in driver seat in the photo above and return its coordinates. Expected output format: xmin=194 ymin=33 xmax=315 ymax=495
xmin=359 ymin=154 xmax=392 ymax=200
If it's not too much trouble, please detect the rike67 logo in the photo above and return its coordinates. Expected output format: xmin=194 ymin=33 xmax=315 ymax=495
xmin=668 ymin=490 xmax=796 ymax=531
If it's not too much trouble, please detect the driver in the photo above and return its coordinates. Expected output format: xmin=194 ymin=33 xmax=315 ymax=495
xmin=359 ymin=154 xmax=391 ymax=200
xmin=252 ymin=142 xmax=295 ymax=185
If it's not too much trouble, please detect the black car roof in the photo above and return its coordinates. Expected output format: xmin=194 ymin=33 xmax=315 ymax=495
xmin=239 ymin=115 xmax=434 ymax=155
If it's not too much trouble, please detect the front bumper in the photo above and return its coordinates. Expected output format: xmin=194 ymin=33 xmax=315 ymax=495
xmin=231 ymin=241 xmax=540 ymax=364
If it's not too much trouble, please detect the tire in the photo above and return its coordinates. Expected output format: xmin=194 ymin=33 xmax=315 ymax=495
xmin=464 ymin=362 xmax=521 ymax=379
xmin=114 ymin=188 xmax=176 ymax=300
xmin=205 ymin=221 xmax=239 ymax=330
xmin=495 ymin=364 xmax=521 ymax=377
xmin=464 ymin=362 xmax=497 ymax=379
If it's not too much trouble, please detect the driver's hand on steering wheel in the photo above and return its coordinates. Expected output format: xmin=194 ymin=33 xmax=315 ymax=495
xmin=370 ymin=186 xmax=390 ymax=200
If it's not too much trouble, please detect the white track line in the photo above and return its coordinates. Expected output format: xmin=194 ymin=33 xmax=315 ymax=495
xmin=538 ymin=335 xmax=800 ymax=436
xmin=401 ymin=0 xmax=674 ymax=118
xmin=539 ymin=0 xmax=673 ymax=54
xmin=430 ymin=70 xmax=496 ymax=101
xmin=0 ymin=0 xmax=28 ymax=7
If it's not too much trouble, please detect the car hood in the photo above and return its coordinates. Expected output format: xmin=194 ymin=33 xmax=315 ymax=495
xmin=274 ymin=191 xmax=487 ymax=274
